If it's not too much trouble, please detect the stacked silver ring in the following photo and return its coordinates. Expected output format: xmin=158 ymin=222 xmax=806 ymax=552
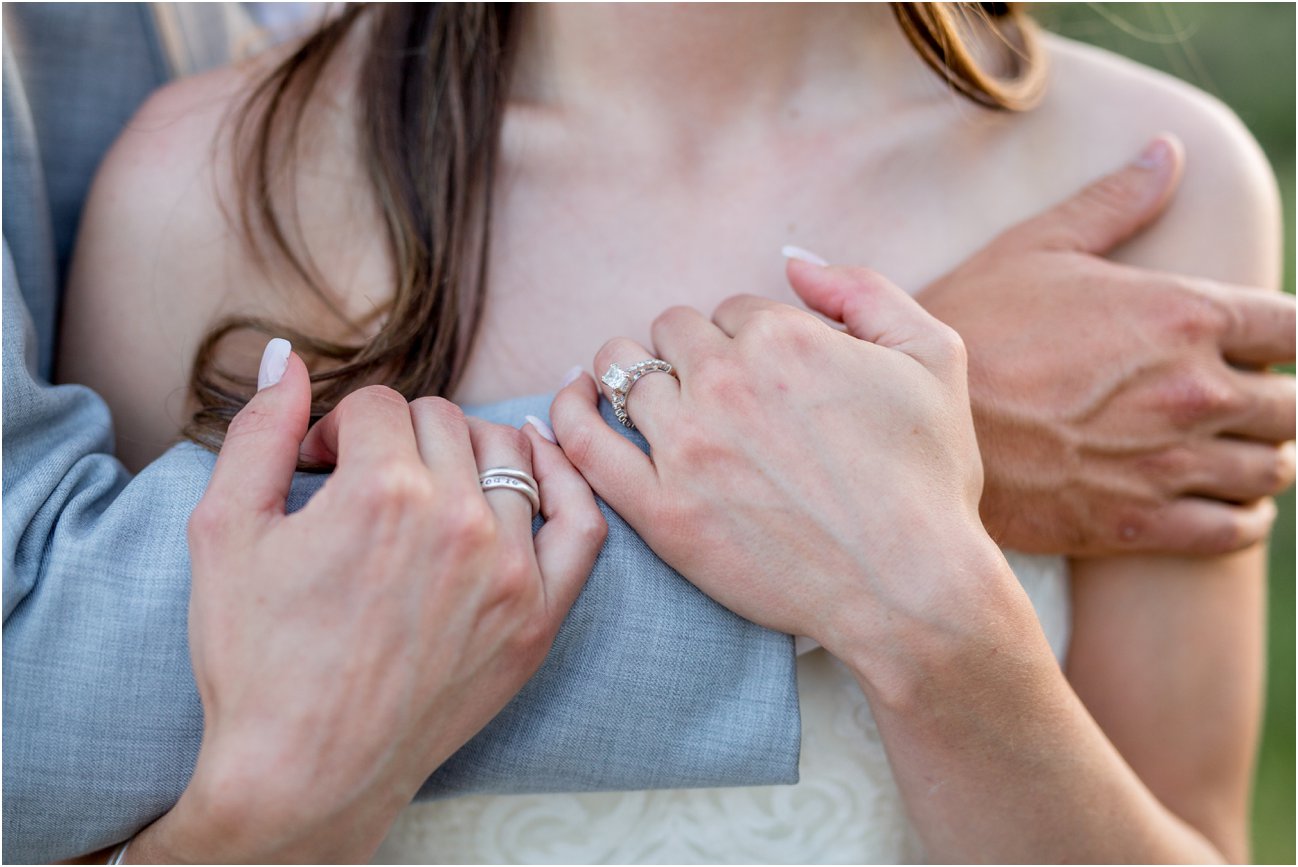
xmin=600 ymin=359 xmax=677 ymax=429
xmin=479 ymin=467 xmax=541 ymax=517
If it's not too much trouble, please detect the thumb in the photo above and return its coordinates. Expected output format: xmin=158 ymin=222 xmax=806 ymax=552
xmin=786 ymin=258 xmax=956 ymax=367
xmin=995 ymin=133 xmax=1185 ymax=255
xmin=204 ymin=338 xmax=313 ymax=517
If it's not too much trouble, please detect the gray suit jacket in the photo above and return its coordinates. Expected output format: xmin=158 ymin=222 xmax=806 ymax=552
xmin=1 ymin=5 xmax=798 ymax=862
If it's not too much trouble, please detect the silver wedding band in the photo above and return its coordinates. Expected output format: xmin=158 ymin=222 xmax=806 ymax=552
xmin=479 ymin=467 xmax=540 ymax=518
xmin=600 ymin=359 xmax=677 ymax=429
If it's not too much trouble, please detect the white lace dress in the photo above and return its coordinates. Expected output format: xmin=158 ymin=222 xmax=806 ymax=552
xmin=373 ymin=552 xmax=1070 ymax=864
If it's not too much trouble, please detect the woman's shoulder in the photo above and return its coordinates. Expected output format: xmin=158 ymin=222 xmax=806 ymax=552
xmin=60 ymin=38 xmax=381 ymax=471
xmin=1037 ymin=33 xmax=1272 ymax=179
xmin=75 ymin=38 xmax=364 ymax=271
xmin=1022 ymin=32 xmax=1280 ymax=286
xmin=58 ymin=62 xmax=254 ymax=469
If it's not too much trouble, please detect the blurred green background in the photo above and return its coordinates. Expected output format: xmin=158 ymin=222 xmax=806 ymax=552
xmin=1034 ymin=4 xmax=1295 ymax=863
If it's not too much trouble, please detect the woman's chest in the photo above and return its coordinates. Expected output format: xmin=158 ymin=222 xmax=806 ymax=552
xmin=454 ymin=129 xmax=1039 ymax=404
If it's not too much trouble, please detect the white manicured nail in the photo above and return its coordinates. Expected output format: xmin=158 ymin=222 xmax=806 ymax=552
xmin=781 ymin=245 xmax=829 ymax=267
xmin=257 ymin=338 xmax=292 ymax=391
xmin=560 ymin=365 xmax=585 ymax=388
xmin=524 ymin=415 xmax=557 ymax=444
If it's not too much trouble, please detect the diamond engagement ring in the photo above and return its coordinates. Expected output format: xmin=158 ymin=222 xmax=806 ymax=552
xmin=479 ymin=467 xmax=541 ymax=517
xmin=600 ymin=359 xmax=677 ymax=429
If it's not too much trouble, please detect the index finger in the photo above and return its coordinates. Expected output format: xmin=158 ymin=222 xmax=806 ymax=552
xmin=782 ymin=261 xmax=960 ymax=370
xmin=299 ymin=385 xmax=423 ymax=476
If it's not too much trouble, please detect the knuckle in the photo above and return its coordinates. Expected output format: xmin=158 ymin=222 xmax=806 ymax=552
xmin=339 ymin=384 xmax=410 ymax=419
xmin=1164 ymin=293 xmax=1229 ymax=344
xmin=359 ymin=383 xmax=408 ymax=404
xmin=487 ymin=554 xmax=535 ymax=607
xmin=573 ymin=507 xmax=609 ymax=548
xmin=555 ymin=419 xmax=597 ymax=469
xmin=497 ymin=551 xmax=534 ymax=592
xmin=738 ymin=309 xmax=778 ymax=341
xmin=596 ymin=337 xmax=632 ymax=370
xmin=411 ymin=395 xmax=466 ymax=426
xmin=1158 ymin=372 xmax=1239 ymax=426
xmin=741 ymin=307 xmax=804 ymax=343
xmin=472 ymin=418 xmax=533 ymax=462
xmin=1137 ymin=446 xmax=1195 ymax=488
xmin=187 ymin=498 xmax=230 ymax=544
xmin=672 ymin=419 xmax=725 ymax=466
xmin=653 ymin=305 xmax=697 ymax=333
xmin=353 ymin=384 xmax=408 ymax=407
xmin=688 ymin=354 xmax=742 ymax=400
xmin=497 ymin=426 xmax=533 ymax=460
xmin=712 ymin=295 xmax=747 ymax=323
xmin=509 ymin=617 xmax=553 ymax=665
xmin=359 ymin=463 xmax=433 ymax=513
xmin=446 ymin=499 xmax=497 ymax=550
xmin=930 ymin=324 xmax=968 ymax=369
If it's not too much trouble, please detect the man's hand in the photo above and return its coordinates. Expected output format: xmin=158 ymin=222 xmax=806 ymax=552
xmin=119 ymin=340 xmax=604 ymax=863
xmin=794 ymin=136 xmax=1295 ymax=556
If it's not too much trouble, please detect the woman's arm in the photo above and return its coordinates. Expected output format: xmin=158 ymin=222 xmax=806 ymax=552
xmin=856 ymin=122 xmax=1277 ymax=857
xmin=548 ymin=244 xmax=1278 ymax=862
xmin=1063 ymin=90 xmax=1283 ymax=862
xmin=1069 ymin=552 xmax=1264 ymax=863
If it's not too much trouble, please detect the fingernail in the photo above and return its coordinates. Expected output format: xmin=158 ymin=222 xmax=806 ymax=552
xmin=781 ymin=245 xmax=829 ymax=267
xmin=1133 ymin=137 xmax=1170 ymax=171
xmin=257 ymin=338 xmax=292 ymax=391
xmin=560 ymin=365 xmax=585 ymax=388
xmin=524 ymin=415 xmax=557 ymax=444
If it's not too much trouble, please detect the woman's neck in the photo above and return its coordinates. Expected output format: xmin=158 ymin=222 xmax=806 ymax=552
xmin=510 ymin=3 xmax=926 ymax=147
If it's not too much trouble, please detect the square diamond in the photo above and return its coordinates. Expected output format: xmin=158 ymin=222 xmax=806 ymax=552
xmin=601 ymin=364 xmax=629 ymax=391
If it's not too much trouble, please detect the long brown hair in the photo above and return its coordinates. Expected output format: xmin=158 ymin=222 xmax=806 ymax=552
xmin=184 ymin=2 xmax=1045 ymax=453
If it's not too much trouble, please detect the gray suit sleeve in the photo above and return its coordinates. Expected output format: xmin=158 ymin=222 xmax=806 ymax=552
xmin=1 ymin=245 xmax=799 ymax=863
xmin=3 ymin=245 xmax=208 ymax=860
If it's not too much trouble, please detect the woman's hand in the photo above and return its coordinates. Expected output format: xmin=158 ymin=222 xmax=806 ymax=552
xmin=550 ymin=262 xmax=1010 ymax=683
xmin=128 ymin=343 xmax=605 ymax=863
